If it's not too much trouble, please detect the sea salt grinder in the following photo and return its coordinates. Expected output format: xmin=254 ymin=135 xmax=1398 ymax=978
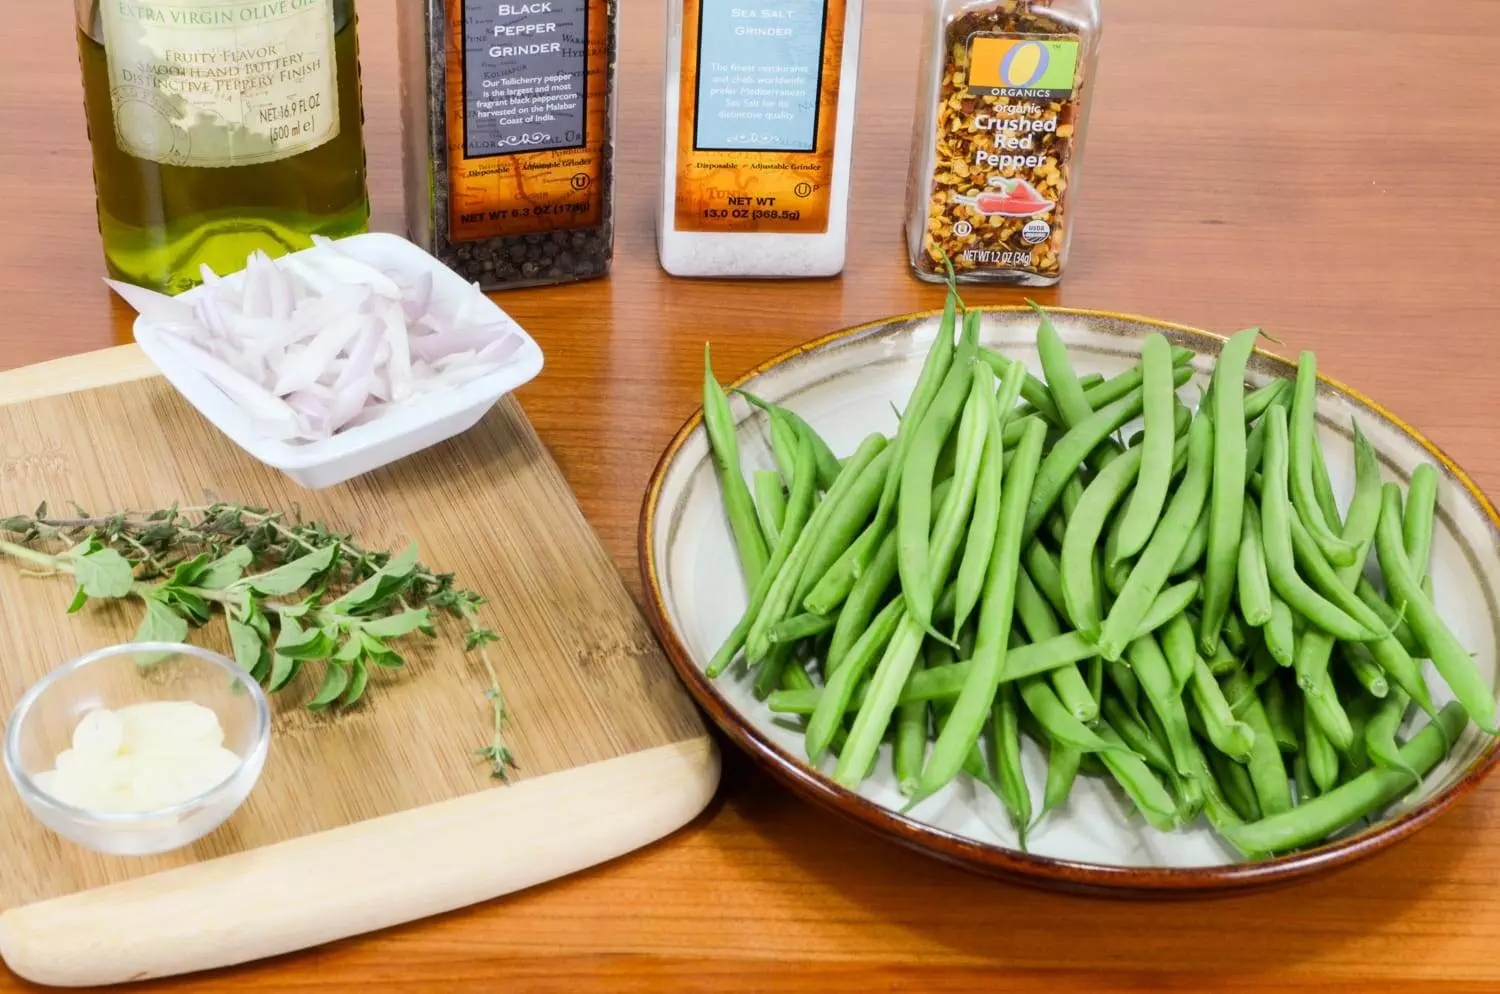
xmin=658 ymin=0 xmax=864 ymax=278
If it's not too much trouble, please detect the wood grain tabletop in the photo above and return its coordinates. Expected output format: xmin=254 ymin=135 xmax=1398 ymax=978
xmin=4 ymin=0 xmax=1500 ymax=990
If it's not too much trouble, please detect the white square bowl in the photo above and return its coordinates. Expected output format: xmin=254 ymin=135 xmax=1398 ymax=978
xmin=131 ymin=233 xmax=544 ymax=490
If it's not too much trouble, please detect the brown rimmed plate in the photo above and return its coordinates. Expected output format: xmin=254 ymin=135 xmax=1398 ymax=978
xmin=638 ymin=307 xmax=1500 ymax=895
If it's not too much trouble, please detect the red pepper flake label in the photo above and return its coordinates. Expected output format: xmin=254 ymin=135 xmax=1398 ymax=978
xmin=914 ymin=28 xmax=1085 ymax=280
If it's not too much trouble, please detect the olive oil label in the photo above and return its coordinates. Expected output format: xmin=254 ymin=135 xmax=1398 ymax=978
xmin=446 ymin=0 xmax=609 ymax=240
xmin=673 ymin=0 xmax=846 ymax=234
xmin=99 ymin=0 xmax=341 ymax=168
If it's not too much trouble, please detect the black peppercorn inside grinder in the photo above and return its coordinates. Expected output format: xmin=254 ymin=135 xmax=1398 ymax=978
xmin=397 ymin=0 xmax=617 ymax=289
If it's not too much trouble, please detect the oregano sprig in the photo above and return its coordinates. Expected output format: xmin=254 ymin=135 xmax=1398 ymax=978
xmin=0 ymin=503 xmax=517 ymax=779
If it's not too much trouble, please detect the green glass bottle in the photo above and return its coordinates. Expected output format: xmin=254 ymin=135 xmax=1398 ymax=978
xmin=75 ymin=0 xmax=371 ymax=292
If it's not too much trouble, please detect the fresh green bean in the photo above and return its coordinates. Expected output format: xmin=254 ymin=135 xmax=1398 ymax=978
xmin=794 ymin=442 xmax=894 ymax=605
xmin=1113 ymin=334 xmax=1177 ymax=563
xmin=704 ymin=346 xmax=770 ymax=587
xmin=1202 ymin=736 xmax=1262 ymax=822
xmin=1060 ymin=436 xmax=1150 ymax=637
xmin=1340 ymin=642 xmax=1390 ymax=699
xmin=1106 ymin=657 xmax=1142 ymax=714
xmin=1303 ymin=696 xmax=1340 ymax=794
xmin=707 ymin=428 xmax=818 ymax=677
xmin=1222 ymin=608 xmax=1249 ymax=656
xmin=834 ymin=612 xmax=926 ymax=787
xmin=805 ymin=298 xmax=960 ymax=613
xmin=736 ymin=389 xmax=844 ymax=492
xmin=1023 ymin=541 xmax=1069 ymax=619
xmin=1249 ymin=642 xmax=1279 ymax=688
xmin=1160 ymin=612 xmax=1200 ymax=694
xmin=1222 ymin=668 xmax=1294 ymax=816
xmin=1264 ymin=592 xmax=1296 ymax=667
xmin=991 ymin=682 xmax=1033 ymax=847
xmin=1293 ymin=753 xmax=1315 ymax=803
xmin=1015 ymin=568 xmax=1097 ymax=722
xmin=747 ymin=434 xmax=890 ymax=662
xmin=1260 ymin=407 xmax=1382 ymax=643
xmin=1171 ymin=505 xmax=1210 ymax=576
xmin=980 ymin=345 xmax=1190 ymax=419
xmin=1343 ymin=689 xmax=1383 ymax=776
xmin=825 ymin=531 xmax=897 ymax=676
xmin=1095 ymin=720 xmax=1180 ymax=832
xmin=1127 ymin=634 xmax=1197 ymax=776
xmin=1188 ymin=655 xmax=1256 ymax=762
xmin=897 ymin=315 xmax=981 ymax=638
xmin=1260 ymin=676 xmax=1299 ymax=754
xmin=1221 ymin=703 xmax=1467 ymax=855
xmin=1288 ymin=423 xmax=1436 ymax=716
xmin=807 ymin=596 xmax=906 ymax=762
xmin=1236 ymin=497 xmax=1273 ymax=627
xmin=1302 ymin=668 xmax=1355 ymax=752
xmin=1244 ymin=378 xmax=1290 ymax=423
xmin=1199 ymin=327 xmax=1263 ymax=652
xmin=1363 ymin=688 xmax=1419 ymax=787
xmin=1206 ymin=639 xmax=1239 ymax=676
xmin=913 ymin=418 xmax=1046 ymax=801
xmin=1043 ymin=743 xmax=1082 ymax=817
xmin=926 ymin=362 xmax=1000 ymax=608
xmin=767 ymin=612 xmax=836 ymax=644
xmin=1096 ymin=413 xmax=1214 ymax=661
xmin=1136 ymin=578 xmax=1201 ymax=642
xmin=752 ymin=470 xmax=787 ymax=547
xmin=1404 ymin=462 xmax=1439 ymax=601
xmin=1287 ymin=513 xmax=1395 ymax=643
xmin=1035 ymin=302 xmax=1094 ymax=428
xmin=1287 ymin=353 xmax=1359 ymax=569
xmin=768 ymin=627 xmax=1112 ymax=717
xmin=931 ymin=687 xmax=993 ymax=786
xmin=753 ymin=642 xmax=797 ymax=700
xmin=1017 ymin=675 xmax=1123 ymax=756
xmin=764 ymin=406 xmax=804 ymax=491
xmin=895 ymin=654 xmax=929 ymax=796
xmin=953 ymin=362 xmax=1027 ymax=636
xmin=1022 ymin=387 xmax=1147 ymax=544
xmin=1354 ymin=578 xmax=1423 ymax=656
xmin=1243 ymin=407 xmax=1272 ymax=483
xmin=1375 ymin=483 xmax=1498 ymax=732
xmin=1189 ymin=739 xmax=1246 ymax=831
xmin=1104 ymin=697 xmax=1174 ymax=777
xmin=1133 ymin=399 xmax=1194 ymax=448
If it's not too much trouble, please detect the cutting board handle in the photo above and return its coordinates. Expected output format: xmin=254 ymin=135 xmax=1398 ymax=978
xmin=0 ymin=737 xmax=718 ymax=987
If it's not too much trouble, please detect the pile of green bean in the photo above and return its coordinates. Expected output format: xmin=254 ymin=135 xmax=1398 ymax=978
xmin=701 ymin=294 xmax=1493 ymax=858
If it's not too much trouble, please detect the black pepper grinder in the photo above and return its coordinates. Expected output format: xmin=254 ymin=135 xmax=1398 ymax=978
xmin=397 ymin=0 xmax=618 ymax=289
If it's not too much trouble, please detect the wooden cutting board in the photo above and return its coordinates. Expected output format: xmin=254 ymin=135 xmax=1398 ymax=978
xmin=0 ymin=347 xmax=717 ymax=988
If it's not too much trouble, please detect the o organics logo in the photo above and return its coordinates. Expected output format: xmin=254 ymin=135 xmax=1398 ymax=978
xmin=999 ymin=41 xmax=1049 ymax=89
xmin=967 ymin=36 xmax=1080 ymax=96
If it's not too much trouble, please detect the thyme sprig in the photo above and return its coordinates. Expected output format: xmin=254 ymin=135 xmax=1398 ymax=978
xmin=0 ymin=502 xmax=516 ymax=779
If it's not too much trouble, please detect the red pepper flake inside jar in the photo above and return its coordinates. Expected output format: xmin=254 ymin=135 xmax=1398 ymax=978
xmin=904 ymin=0 xmax=1102 ymax=286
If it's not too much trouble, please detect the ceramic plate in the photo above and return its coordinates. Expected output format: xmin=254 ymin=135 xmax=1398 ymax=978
xmin=640 ymin=307 xmax=1500 ymax=893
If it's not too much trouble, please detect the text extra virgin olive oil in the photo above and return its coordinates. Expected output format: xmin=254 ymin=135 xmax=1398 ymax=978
xmin=76 ymin=0 xmax=371 ymax=292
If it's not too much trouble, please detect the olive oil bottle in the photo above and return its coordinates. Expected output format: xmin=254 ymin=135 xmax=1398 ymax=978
xmin=76 ymin=0 xmax=371 ymax=293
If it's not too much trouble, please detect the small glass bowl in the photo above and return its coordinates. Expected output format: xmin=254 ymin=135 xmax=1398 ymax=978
xmin=3 ymin=642 xmax=270 ymax=856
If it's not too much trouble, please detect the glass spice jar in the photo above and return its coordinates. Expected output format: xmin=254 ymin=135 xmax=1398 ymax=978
xmin=397 ymin=0 xmax=618 ymax=290
xmin=904 ymin=0 xmax=1101 ymax=286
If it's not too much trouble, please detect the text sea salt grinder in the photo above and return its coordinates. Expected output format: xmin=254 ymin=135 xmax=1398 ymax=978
xmin=658 ymin=0 xmax=865 ymax=278
xmin=906 ymin=0 xmax=1101 ymax=286
xmin=397 ymin=0 xmax=618 ymax=290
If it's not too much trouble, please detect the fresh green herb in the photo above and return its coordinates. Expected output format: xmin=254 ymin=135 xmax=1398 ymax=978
xmin=0 ymin=503 xmax=516 ymax=779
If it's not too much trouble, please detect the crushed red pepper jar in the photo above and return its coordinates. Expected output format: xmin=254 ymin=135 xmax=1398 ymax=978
xmin=905 ymin=0 xmax=1102 ymax=286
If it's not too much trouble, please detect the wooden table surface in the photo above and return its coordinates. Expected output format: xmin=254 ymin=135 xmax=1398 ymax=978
xmin=5 ymin=0 xmax=1500 ymax=990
